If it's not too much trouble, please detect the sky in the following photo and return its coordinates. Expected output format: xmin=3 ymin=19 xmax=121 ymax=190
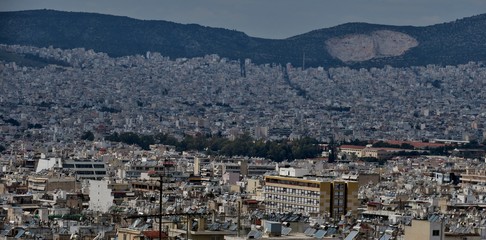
xmin=1 ymin=0 xmax=486 ymax=39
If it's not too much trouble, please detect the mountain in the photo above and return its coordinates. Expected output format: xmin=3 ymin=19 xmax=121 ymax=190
xmin=1 ymin=9 xmax=486 ymax=68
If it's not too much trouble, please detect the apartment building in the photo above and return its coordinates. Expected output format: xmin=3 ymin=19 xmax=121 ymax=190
xmin=340 ymin=145 xmax=395 ymax=160
xmin=263 ymin=168 xmax=358 ymax=218
xmin=404 ymin=216 xmax=445 ymax=240
xmin=35 ymin=157 xmax=107 ymax=180
xmin=124 ymin=159 xmax=176 ymax=179
xmin=62 ymin=159 xmax=107 ymax=180
xmin=28 ymin=175 xmax=76 ymax=192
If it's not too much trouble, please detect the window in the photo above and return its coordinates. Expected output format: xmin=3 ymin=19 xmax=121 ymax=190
xmin=75 ymin=164 xmax=94 ymax=168
xmin=432 ymin=230 xmax=440 ymax=236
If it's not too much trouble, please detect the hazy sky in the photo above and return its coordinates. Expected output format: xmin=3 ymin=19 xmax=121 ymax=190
xmin=1 ymin=0 xmax=486 ymax=39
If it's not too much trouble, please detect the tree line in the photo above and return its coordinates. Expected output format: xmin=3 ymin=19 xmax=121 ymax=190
xmin=101 ymin=131 xmax=320 ymax=162
xmin=80 ymin=131 xmax=486 ymax=161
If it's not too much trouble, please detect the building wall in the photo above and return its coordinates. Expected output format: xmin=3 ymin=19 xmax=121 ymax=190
xmin=320 ymin=182 xmax=332 ymax=216
xmin=223 ymin=172 xmax=240 ymax=185
xmin=341 ymin=147 xmax=394 ymax=160
xmin=66 ymin=194 xmax=85 ymax=213
xmin=194 ymin=157 xmax=204 ymax=176
xmin=109 ymin=182 xmax=131 ymax=191
xmin=264 ymin=176 xmax=323 ymax=215
xmin=331 ymin=181 xmax=347 ymax=217
xmin=246 ymin=179 xmax=261 ymax=194
xmin=445 ymin=234 xmax=481 ymax=240
xmin=279 ymin=167 xmax=309 ymax=177
xmin=248 ymin=164 xmax=275 ymax=177
xmin=117 ymin=228 xmax=142 ymax=240
xmin=190 ymin=234 xmax=225 ymax=240
xmin=358 ymin=173 xmax=380 ymax=187
xmin=7 ymin=207 xmax=23 ymax=223
xmin=35 ymin=157 xmax=61 ymax=172
xmin=46 ymin=178 xmax=76 ymax=192
xmin=264 ymin=175 xmax=357 ymax=218
xmin=0 ymin=183 xmax=6 ymax=194
xmin=62 ymin=160 xmax=107 ymax=180
xmin=340 ymin=147 xmax=364 ymax=158
xmin=404 ymin=220 xmax=430 ymax=240
xmin=404 ymin=219 xmax=444 ymax=240
xmin=229 ymin=184 xmax=241 ymax=193
xmin=240 ymin=160 xmax=248 ymax=177
xmin=88 ymin=180 xmax=113 ymax=213
xmin=223 ymin=164 xmax=241 ymax=175
xmin=345 ymin=181 xmax=359 ymax=215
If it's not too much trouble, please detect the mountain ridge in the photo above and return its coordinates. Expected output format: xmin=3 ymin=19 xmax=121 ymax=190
xmin=1 ymin=9 xmax=486 ymax=68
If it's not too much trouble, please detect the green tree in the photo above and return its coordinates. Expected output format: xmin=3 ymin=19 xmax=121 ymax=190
xmin=250 ymin=140 xmax=267 ymax=157
xmin=463 ymin=140 xmax=481 ymax=149
xmin=102 ymin=131 xmax=321 ymax=161
xmin=155 ymin=133 xmax=179 ymax=146
xmin=139 ymin=135 xmax=155 ymax=150
xmin=105 ymin=132 xmax=120 ymax=142
xmin=372 ymin=141 xmax=400 ymax=148
xmin=81 ymin=131 xmax=95 ymax=141
xmin=118 ymin=132 xmax=141 ymax=145
xmin=400 ymin=143 xmax=415 ymax=149
xmin=347 ymin=139 xmax=369 ymax=146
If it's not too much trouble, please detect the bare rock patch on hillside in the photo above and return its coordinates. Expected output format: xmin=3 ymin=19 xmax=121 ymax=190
xmin=325 ymin=30 xmax=419 ymax=62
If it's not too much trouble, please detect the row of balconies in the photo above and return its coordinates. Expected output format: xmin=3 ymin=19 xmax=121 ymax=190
xmin=264 ymin=197 xmax=320 ymax=207
xmin=263 ymin=191 xmax=320 ymax=200
xmin=264 ymin=186 xmax=320 ymax=196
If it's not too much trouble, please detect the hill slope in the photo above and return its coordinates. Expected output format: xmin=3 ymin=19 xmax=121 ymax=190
xmin=1 ymin=10 xmax=485 ymax=68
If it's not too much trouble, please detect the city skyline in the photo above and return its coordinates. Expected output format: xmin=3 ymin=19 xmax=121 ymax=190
xmin=2 ymin=2 xmax=486 ymax=239
xmin=1 ymin=0 xmax=485 ymax=39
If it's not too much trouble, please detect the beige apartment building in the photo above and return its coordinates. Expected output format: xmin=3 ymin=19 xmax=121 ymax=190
xmin=263 ymin=168 xmax=359 ymax=218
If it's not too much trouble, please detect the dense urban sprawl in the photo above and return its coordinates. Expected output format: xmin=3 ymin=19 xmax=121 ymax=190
xmin=2 ymin=44 xmax=486 ymax=239
xmin=2 ymin=44 xmax=486 ymax=144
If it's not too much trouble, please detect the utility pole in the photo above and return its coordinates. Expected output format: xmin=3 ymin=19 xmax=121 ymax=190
xmin=155 ymin=163 xmax=167 ymax=240
xmin=237 ymin=201 xmax=241 ymax=237
xmin=159 ymin=174 xmax=163 ymax=240
xmin=186 ymin=215 xmax=189 ymax=240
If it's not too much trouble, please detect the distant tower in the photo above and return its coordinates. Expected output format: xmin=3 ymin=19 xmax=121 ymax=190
xmin=240 ymin=59 xmax=246 ymax=77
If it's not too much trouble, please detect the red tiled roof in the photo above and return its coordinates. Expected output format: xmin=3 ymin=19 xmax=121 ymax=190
xmin=385 ymin=140 xmax=446 ymax=148
xmin=340 ymin=145 xmax=366 ymax=150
